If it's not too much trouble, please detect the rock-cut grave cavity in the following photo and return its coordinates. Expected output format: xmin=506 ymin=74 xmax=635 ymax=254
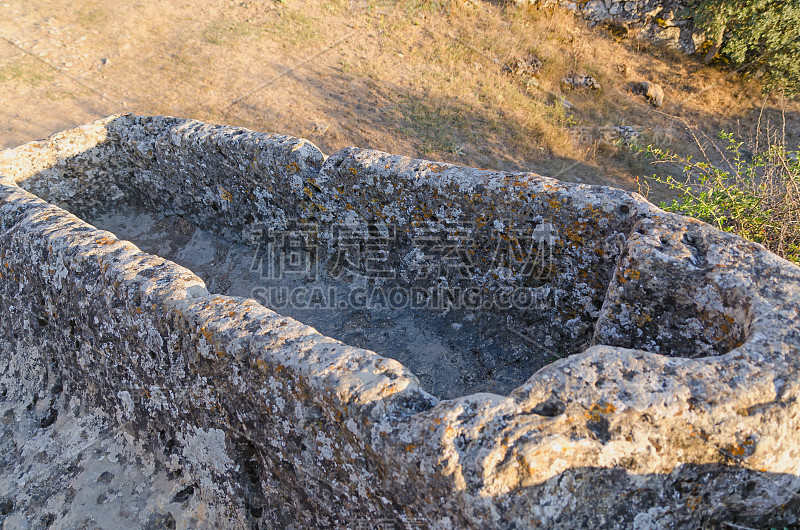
xmin=9 ymin=115 xmax=752 ymax=399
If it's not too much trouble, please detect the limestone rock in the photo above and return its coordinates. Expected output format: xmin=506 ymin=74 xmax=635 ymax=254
xmin=1 ymin=116 xmax=799 ymax=527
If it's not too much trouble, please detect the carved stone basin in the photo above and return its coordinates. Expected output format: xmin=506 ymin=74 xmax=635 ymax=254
xmin=1 ymin=115 xmax=798 ymax=527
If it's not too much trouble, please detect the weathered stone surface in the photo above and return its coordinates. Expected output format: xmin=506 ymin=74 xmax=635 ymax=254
xmin=0 ymin=180 xmax=436 ymax=527
xmin=515 ymin=0 xmax=705 ymax=54
xmin=1 ymin=116 xmax=800 ymax=527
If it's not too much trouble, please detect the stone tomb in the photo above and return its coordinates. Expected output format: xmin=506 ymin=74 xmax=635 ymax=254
xmin=0 ymin=115 xmax=798 ymax=527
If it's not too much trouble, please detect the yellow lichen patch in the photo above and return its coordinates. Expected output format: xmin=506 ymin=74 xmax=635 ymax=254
xmin=686 ymin=495 xmax=702 ymax=511
xmin=219 ymin=187 xmax=233 ymax=202
xmin=565 ymin=225 xmax=585 ymax=244
xmin=199 ymin=326 xmax=214 ymax=343
xmin=95 ymin=236 xmax=116 ymax=246
xmin=502 ymin=175 xmax=529 ymax=190
xmin=254 ymin=358 xmax=269 ymax=373
xmin=633 ymin=312 xmax=653 ymax=327
xmin=726 ymin=444 xmax=746 ymax=456
xmin=724 ymin=438 xmax=754 ymax=458
xmin=717 ymin=313 xmax=738 ymax=338
xmin=617 ymin=268 xmax=641 ymax=285
xmin=285 ymin=161 xmax=300 ymax=173
xmin=585 ymin=402 xmax=616 ymax=422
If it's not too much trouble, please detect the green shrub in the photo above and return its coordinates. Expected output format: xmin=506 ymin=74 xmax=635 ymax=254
xmin=689 ymin=0 xmax=800 ymax=96
xmin=638 ymin=131 xmax=800 ymax=265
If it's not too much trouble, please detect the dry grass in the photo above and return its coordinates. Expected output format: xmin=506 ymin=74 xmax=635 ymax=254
xmin=640 ymin=109 xmax=800 ymax=263
xmin=0 ymin=0 xmax=798 ymax=195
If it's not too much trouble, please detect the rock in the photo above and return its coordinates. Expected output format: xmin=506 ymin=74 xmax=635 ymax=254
xmin=562 ymin=72 xmax=602 ymax=91
xmin=632 ymin=80 xmax=664 ymax=107
xmin=1 ymin=116 xmax=799 ymax=527
xmin=509 ymin=0 xmax=705 ymax=55
xmin=502 ymin=55 xmax=543 ymax=77
xmin=613 ymin=124 xmax=640 ymax=142
xmin=570 ymin=125 xmax=641 ymax=147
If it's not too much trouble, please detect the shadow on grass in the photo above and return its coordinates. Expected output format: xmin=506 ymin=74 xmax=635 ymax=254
xmin=228 ymin=65 xmax=625 ymax=188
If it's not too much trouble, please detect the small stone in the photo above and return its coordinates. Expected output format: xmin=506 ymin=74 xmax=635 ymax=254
xmin=502 ymin=55 xmax=543 ymax=77
xmin=632 ymin=81 xmax=664 ymax=107
xmin=561 ymin=72 xmax=601 ymax=91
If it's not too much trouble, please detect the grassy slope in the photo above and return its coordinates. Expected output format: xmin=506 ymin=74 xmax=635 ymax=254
xmin=0 ymin=0 xmax=797 ymax=202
